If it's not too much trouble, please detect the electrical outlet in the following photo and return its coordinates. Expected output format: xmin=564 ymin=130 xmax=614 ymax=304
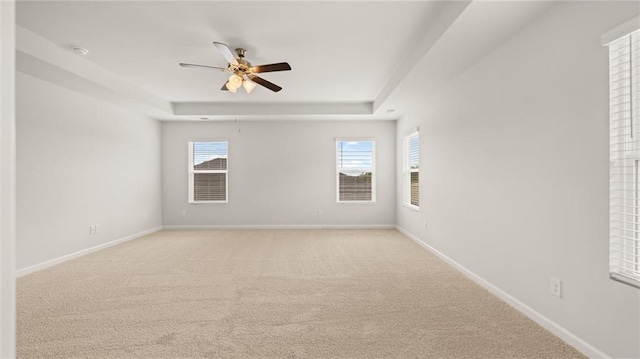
xmin=550 ymin=277 xmax=562 ymax=298
xmin=181 ymin=209 xmax=187 ymax=216
xmin=317 ymin=209 xmax=323 ymax=216
xmin=89 ymin=225 xmax=96 ymax=235
xmin=424 ymin=221 xmax=428 ymax=230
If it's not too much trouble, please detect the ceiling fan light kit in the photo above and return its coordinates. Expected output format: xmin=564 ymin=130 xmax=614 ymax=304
xmin=180 ymin=42 xmax=291 ymax=94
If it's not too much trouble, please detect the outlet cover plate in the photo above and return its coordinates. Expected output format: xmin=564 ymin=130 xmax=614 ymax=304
xmin=551 ymin=277 xmax=562 ymax=298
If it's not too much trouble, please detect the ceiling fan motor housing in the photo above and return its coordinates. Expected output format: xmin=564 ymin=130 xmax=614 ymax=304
xmin=233 ymin=57 xmax=252 ymax=76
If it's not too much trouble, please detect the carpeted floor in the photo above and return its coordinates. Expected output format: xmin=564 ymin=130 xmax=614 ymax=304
xmin=18 ymin=229 xmax=585 ymax=358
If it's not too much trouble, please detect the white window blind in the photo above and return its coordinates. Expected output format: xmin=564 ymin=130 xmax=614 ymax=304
xmin=609 ymin=28 xmax=640 ymax=289
xmin=336 ymin=139 xmax=375 ymax=202
xmin=188 ymin=141 xmax=228 ymax=203
xmin=404 ymin=131 xmax=419 ymax=209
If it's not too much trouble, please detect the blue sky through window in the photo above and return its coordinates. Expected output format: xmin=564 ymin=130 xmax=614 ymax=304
xmin=337 ymin=140 xmax=373 ymax=170
xmin=193 ymin=141 xmax=228 ymax=166
xmin=409 ymin=134 xmax=419 ymax=169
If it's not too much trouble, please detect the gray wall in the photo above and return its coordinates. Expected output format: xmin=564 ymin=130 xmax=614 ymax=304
xmin=162 ymin=120 xmax=395 ymax=227
xmin=16 ymin=73 xmax=162 ymax=270
xmin=396 ymin=2 xmax=640 ymax=358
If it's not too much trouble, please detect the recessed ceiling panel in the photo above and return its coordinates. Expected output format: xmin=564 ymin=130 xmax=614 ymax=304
xmin=17 ymin=1 xmax=437 ymax=103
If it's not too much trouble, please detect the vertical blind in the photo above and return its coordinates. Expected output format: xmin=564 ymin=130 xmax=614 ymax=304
xmin=407 ymin=131 xmax=419 ymax=207
xmin=336 ymin=140 xmax=375 ymax=202
xmin=189 ymin=141 xmax=228 ymax=202
xmin=609 ymin=29 xmax=640 ymax=288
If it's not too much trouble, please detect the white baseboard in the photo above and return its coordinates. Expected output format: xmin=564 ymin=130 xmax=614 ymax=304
xmin=16 ymin=226 xmax=162 ymax=278
xmin=395 ymin=226 xmax=610 ymax=359
xmin=163 ymin=224 xmax=397 ymax=230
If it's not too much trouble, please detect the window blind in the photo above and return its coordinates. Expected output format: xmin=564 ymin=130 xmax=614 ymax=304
xmin=336 ymin=140 xmax=375 ymax=202
xmin=609 ymin=29 xmax=640 ymax=289
xmin=189 ymin=141 xmax=228 ymax=203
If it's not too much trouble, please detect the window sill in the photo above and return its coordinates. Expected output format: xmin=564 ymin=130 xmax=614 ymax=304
xmin=189 ymin=200 xmax=228 ymax=204
xmin=610 ymin=273 xmax=640 ymax=290
xmin=337 ymin=200 xmax=377 ymax=204
xmin=403 ymin=203 xmax=419 ymax=212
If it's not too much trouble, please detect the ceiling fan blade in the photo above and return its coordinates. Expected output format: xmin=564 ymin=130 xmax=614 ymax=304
xmin=221 ymin=82 xmax=229 ymax=91
xmin=213 ymin=42 xmax=239 ymax=66
xmin=179 ymin=63 xmax=226 ymax=71
xmin=251 ymin=62 xmax=291 ymax=73
xmin=248 ymin=75 xmax=282 ymax=92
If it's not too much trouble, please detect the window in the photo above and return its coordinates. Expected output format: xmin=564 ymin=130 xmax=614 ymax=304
xmin=403 ymin=130 xmax=419 ymax=210
xmin=336 ymin=139 xmax=375 ymax=202
xmin=188 ymin=141 xmax=228 ymax=203
xmin=607 ymin=24 xmax=640 ymax=289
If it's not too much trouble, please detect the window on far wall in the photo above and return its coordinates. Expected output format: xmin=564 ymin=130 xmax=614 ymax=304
xmin=336 ymin=139 xmax=375 ymax=202
xmin=607 ymin=24 xmax=640 ymax=289
xmin=188 ymin=141 xmax=228 ymax=203
xmin=404 ymin=130 xmax=419 ymax=210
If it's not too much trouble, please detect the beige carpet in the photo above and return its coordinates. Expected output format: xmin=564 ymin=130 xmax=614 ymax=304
xmin=18 ymin=229 xmax=585 ymax=358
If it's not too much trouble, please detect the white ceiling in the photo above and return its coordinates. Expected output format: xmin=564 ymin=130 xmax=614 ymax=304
xmin=15 ymin=0 xmax=556 ymax=121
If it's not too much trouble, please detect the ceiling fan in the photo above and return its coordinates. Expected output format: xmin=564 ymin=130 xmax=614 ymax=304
xmin=179 ymin=42 xmax=291 ymax=93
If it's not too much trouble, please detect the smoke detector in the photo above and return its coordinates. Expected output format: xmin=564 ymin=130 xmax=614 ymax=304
xmin=72 ymin=46 xmax=89 ymax=56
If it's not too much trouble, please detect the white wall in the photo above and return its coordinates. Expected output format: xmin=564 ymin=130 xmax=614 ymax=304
xmin=0 ymin=1 xmax=16 ymax=357
xmin=16 ymin=73 xmax=162 ymax=271
xmin=162 ymin=120 xmax=395 ymax=227
xmin=396 ymin=1 xmax=640 ymax=358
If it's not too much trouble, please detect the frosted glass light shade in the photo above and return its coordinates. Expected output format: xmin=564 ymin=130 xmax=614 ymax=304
xmin=242 ymin=79 xmax=257 ymax=93
xmin=225 ymin=82 xmax=238 ymax=93
xmin=228 ymin=74 xmax=242 ymax=89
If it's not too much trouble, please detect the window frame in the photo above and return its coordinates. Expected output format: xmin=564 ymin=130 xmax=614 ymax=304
xmin=606 ymin=21 xmax=640 ymax=290
xmin=335 ymin=138 xmax=376 ymax=204
xmin=187 ymin=140 xmax=229 ymax=204
xmin=403 ymin=129 xmax=420 ymax=211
